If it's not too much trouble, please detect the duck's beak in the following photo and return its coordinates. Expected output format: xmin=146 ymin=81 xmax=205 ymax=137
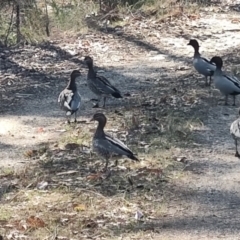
xmin=187 ymin=42 xmax=190 ymax=45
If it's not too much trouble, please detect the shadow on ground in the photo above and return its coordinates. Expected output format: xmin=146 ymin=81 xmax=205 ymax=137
xmin=1 ymin=148 xmax=240 ymax=237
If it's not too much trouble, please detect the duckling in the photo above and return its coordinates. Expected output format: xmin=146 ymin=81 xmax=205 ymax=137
xmin=58 ymin=70 xmax=81 ymax=123
xmin=91 ymin=113 xmax=139 ymax=171
xmin=230 ymin=109 xmax=240 ymax=158
xmin=210 ymin=56 xmax=240 ymax=106
xmin=84 ymin=56 xmax=122 ymax=108
xmin=187 ymin=39 xmax=216 ymax=86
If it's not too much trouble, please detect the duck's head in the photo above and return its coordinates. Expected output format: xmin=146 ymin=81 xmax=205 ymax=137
xmin=83 ymin=56 xmax=93 ymax=68
xmin=187 ymin=39 xmax=200 ymax=49
xmin=210 ymin=56 xmax=223 ymax=69
xmin=90 ymin=113 xmax=107 ymax=126
xmin=70 ymin=70 xmax=81 ymax=80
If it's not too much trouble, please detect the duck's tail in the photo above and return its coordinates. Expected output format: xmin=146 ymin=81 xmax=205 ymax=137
xmin=128 ymin=154 xmax=139 ymax=161
xmin=111 ymin=85 xmax=123 ymax=98
xmin=112 ymin=91 xmax=123 ymax=98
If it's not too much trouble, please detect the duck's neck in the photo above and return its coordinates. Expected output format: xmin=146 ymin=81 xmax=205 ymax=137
xmin=67 ymin=77 xmax=77 ymax=92
xmin=94 ymin=121 xmax=106 ymax=138
xmin=215 ymin=66 xmax=222 ymax=74
xmin=193 ymin=47 xmax=200 ymax=58
xmin=87 ymin=63 xmax=96 ymax=79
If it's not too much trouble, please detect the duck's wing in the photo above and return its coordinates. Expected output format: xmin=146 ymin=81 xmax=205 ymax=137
xmin=225 ymin=74 xmax=240 ymax=84
xmin=223 ymin=74 xmax=240 ymax=90
xmin=92 ymin=75 xmax=122 ymax=96
xmin=200 ymin=57 xmax=216 ymax=73
xmin=201 ymin=57 xmax=214 ymax=65
xmin=100 ymin=134 xmax=138 ymax=161
xmin=70 ymin=91 xmax=81 ymax=112
xmin=58 ymin=89 xmax=74 ymax=111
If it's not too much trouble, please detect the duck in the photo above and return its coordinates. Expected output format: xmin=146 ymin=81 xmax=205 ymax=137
xmin=58 ymin=70 xmax=81 ymax=123
xmin=84 ymin=56 xmax=122 ymax=108
xmin=230 ymin=109 xmax=240 ymax=158
xmin=187 ymin=39 xmax=216 ymax=86
xmin=210 ymin=56 xmax=240 ymax=106
xmin=91 ymin=113 xmax=139 ymax=171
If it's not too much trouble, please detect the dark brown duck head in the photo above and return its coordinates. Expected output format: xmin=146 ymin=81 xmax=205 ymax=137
xmin=91 ymin=113 xmax=107 ymax=130
xmin=187 ymin=39 xmax=200 ymax=52
xmin=67 ymin=70 xmax=81 ymax=90
xmin=70 ymin=70 xmax=81 ymax=80
xmin=210 ymin=56 xmax=223 ymax=70
xmin=84 ymin=56 xmax=94 ymax=69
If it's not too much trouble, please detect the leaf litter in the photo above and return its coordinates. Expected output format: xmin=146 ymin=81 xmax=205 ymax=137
xmin=1 ymin=2 xmax=240 ymax=239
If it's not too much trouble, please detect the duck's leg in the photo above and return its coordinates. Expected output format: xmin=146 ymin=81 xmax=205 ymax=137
xmin=234 ymin=139 xmax=240 ymax=158
xmin=93 ymin=97 xmax=100 ymax=108
xmin=103 ymin=157 xmax=109 ymax=172
xmin=93 ymin=103 xmax=99 ymax=108
xmin=205 ymin=76 xmax=208 ymax=87
xmin=233 ymin=95 xmax=236 ymax=106
xmin=114 ymin=159 xmax=118 ymax=167
xmin=224 ymin=95 xmax=229 ymax=105
xmin=209 ymin=76 xmax=212 ymax=86
xmin=67 ymin=116 xmax=70 ymax=124
xmin=74 ymin=112 xmax=77 ymax=123
xmin=103 ymin=97 xmax=107 ymax=108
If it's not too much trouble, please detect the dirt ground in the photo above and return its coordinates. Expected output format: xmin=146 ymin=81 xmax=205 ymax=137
xmin=1 ymin=5 xmax=240 ymax=239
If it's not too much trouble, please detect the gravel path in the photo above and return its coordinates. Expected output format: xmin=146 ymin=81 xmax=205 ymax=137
xmin=1 ymin=9 xmax=240 ymax=239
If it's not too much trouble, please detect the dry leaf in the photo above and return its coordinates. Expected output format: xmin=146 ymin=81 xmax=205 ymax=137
xmin=147 ymin=168 xmax=163 ymax=175
xmin=60 ymin=218 xmax=69 ymax=224
xmin=82 ymin=219 xmax=98 ymax=228
xmin=24 ymin=149 xmax=38 ymax=158
xmin=128 ymin=177 xmax=133 ymax=185
xmin=64 ymin=143 xmax=80 ymax=150
xmin=12 ymin=220 xmax=27 ymax=231
xmin=26 ymin=216 xmax=46 ymax=228
xmin=56 ymin=170 xmax=78 ymax=176
xmin=37 ymin=127 xmax=44 ymax=133
xmin=73 ymin=204 xmax=86 ymax=211
xmin=135 ymin=210 xmax=144 ymax=220
xmin=37 ymin=181 xmax=48 ymax=190
xmin=231 ymin=18 xmax=240 ymax=23
xmin=138 ymin=167 xmax=162 ymax=176
xmin=174 ymin=156 xmax=187 ymax=163
xmin=86 ymin=173 xmax=103 ymax=181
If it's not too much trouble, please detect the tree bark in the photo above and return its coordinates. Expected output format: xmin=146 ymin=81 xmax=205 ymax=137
xmin=16 ymin=1 xmax=21 ymax=43
xmin=44 ymin=0 xmax=50 ymax=36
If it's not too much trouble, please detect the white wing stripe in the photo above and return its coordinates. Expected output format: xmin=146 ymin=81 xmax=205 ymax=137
xmin=105 ymin=135 xmax=132 ymax=153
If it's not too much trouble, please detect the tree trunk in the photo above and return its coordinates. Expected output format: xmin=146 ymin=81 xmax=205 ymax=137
xmin=16 ymin=1 xmax=21 ymax=43
xmin=44 ymin=0 xmax=50 ymax=36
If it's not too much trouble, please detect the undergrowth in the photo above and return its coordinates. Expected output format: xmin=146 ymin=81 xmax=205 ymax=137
xmin=0 ymin=0 xmax=211 ymax=45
